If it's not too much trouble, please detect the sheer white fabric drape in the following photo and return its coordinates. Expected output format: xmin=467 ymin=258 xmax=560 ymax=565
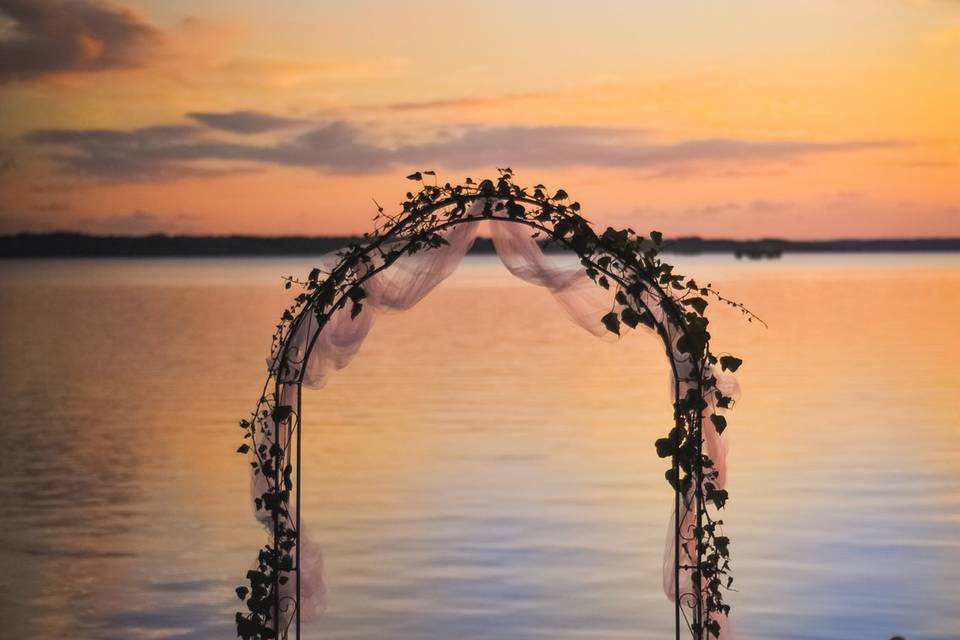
xmin=257 ymin=205 xmax=732 ymax=635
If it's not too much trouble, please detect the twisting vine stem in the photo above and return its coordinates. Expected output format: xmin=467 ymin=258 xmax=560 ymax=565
xmin=234 ymin=169 xmax=747 ymax=639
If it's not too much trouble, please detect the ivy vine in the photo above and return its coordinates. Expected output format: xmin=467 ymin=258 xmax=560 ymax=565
xmin=235 ymin=168 xmax=752 ymax=639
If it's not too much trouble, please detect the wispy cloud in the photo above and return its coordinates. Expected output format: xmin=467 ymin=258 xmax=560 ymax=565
xmin=24 ymin=111 xmax=905 ymax=181
xmin=399 ymin=128 xmax=898 ymax=169
xmin=0 ymin=207 xmax=197 ymax=234
xmin=74 ymin=209 xmax=168 ymax=234
xmin=186 ymin=110 xmax=308 ymax=134
xmin=0 ymin=0 xmax=159 ymax=84
xmin=368 ymin=90 xmax=557 ymax=112
xmin=626 ymin=199 xmax=795 ymax=221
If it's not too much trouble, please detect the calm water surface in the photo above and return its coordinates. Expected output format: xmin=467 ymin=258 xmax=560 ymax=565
xmin=0 ymin=254 xmax=958 ymax=640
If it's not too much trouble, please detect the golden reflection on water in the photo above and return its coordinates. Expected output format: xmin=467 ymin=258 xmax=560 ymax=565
xmin=0 ymin=254 xmax=957 ymax=639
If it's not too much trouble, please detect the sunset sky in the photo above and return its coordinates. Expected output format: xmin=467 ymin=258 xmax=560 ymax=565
xmin=0 ymin=0 xmax=957 ymax=238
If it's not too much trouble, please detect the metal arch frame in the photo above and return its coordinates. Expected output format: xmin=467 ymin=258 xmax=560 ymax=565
xmin=238 ymin=183 xmax=722 ymax=640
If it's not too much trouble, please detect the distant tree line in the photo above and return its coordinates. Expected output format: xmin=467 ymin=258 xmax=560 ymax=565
xmin=1 ymin=231 xmax=958 ymax=258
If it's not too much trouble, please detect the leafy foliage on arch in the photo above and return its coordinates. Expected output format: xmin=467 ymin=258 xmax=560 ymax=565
xmin=235 ymin=169 xmax=752 ymax=639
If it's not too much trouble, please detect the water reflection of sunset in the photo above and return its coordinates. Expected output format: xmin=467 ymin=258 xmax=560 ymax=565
xmin=6 ymin=254 xmax=955 ymax=638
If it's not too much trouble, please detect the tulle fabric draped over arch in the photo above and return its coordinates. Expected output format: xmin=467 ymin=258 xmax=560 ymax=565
xmin=257 ymin=202 xmax=733 ymax=636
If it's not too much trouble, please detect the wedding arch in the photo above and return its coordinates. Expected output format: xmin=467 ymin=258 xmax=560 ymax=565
xmin=234 ymin=169 xmax=749 ymax=640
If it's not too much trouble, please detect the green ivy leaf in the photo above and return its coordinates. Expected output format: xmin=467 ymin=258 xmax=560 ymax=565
xmin=683 ymin=297 xmax=708 ymax=315
xmin=676 ymin=332 xmax=707 ymax=360
xmin=601 ymin=311 xmax=621 ymax=335
xmin=237 ymin=444 xmax=250 ymax=454
xmin=715 ymin=535 xmax=730 ymax=556
xmin=655 ymin=437 xmax=675 ymax=458
xmin=707 ymin=619 xmax=722 ymax=637
xmin=272 ymin=405 xmax=292 ymax=423
xmin=636 ymin=310 xmax=656 ymax=329
xmin=664 ymin=467 xmax=681 ymax=492
xmin=710 ymin=414 xmax=727 ymax=434
xmin=621 ymin=307 xmax=642 ymax=328
xmin=708 ymin=487 xmax=729 ymax=509
xmin=719 ymin=355 xmax=743 ymax=372
xmin=507 ymin=201 xmax=525 ymax=217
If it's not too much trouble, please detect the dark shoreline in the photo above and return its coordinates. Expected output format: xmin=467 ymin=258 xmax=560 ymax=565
xmin=2 ymin=232 xmax=959 ymax=258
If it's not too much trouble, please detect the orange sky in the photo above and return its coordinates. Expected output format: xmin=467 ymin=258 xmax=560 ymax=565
xmin=0 ymin=0 xmax=957 ymax=238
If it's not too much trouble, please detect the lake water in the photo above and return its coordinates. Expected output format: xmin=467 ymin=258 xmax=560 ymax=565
xmin=0 ymin=253 xmax=958 ymax=640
